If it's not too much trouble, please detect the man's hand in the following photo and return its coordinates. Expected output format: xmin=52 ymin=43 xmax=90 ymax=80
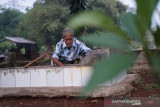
xmin=58 ymin=63 xmax=64 ymax=67
xmin=52 ymin=57 xmax=64 ymax=67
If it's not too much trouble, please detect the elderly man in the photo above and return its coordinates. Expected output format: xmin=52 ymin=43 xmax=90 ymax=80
xmin=52 ymin=27 xmax=92 ymax=66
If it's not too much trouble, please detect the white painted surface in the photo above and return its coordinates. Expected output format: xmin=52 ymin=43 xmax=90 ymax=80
xmin=81 ymin=67 xmax=93 ymax=86
xmin=47 ymin=68 xmax=64 ymax=87
xmin=64 ymin=67 xmax=73 ymax=86
xmin=16 ymin=69 xmax=30 ymax=87
xmin=72 ymin=67 xmax=82 ymax=86
xmin=31 ymin=69 xmax=47 ymax=87
xmin=0 ymin=66 xmax=127 ymax=88
xmin=1 ymin=70 xmax=16 ymax=87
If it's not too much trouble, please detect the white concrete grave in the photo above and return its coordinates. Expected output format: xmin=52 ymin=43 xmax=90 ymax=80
xmin=0 ymin=51 xmax=144 ymax=97
xmin=0 ymin=66 xmax=127 ymax=88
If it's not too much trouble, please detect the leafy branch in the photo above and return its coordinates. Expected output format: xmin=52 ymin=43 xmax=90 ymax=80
xmin=68 ymin=0 xmax=160 ymax=93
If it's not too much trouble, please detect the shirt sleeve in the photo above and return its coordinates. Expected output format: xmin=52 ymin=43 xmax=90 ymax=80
xmin=80 ymin=42 xmax=92 ymax=56
xmin=52 ymin=43 xmax=61 ymax=59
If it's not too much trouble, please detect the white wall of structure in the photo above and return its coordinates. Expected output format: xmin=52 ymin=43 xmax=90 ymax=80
xmin=0 ymin=66 xmax=127 ymax=88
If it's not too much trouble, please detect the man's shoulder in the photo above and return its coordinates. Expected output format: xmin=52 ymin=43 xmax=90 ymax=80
xmin=56 ymin=39 xmax=64 ymax=46
xmin=74 ymin=38 xmax=82 ymax=45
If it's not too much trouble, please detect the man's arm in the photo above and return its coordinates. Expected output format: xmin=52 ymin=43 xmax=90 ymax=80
xmin=52 ymin=57 xmax=64 ymax=67
xmin=80 ymin=42 xmax=92 ymax=56
xmin=52 ymin=41 xmax=64 ymax=67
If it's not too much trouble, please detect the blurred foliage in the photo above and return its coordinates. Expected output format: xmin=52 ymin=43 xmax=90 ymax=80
xmin=68 ymin=0 xmax=160 ymax=93
xmin=67 ymin=0 xmax=90 ymax=14
xmin=0 ymin=8 xmax=23 ymax=37
xmin=0 ymin=8 xmax=23 ymax=54
xmin=152 ymin=26 xmax=160 ymax=46
xmin=68 ymin=0 xmax=128 ymax=35
xmin=52 ymin=45 xmax=56 ymax=52
xmin=0 ymin=32 xmax=6 ymax=42
xmin=0 ymin=0 xmax=127 ymax=54
xmin=39 ymin=45 xmax=47 ymax=53
xmin=15 ymin=0 xmax=127 ymax=48
xmin=90 ymin=0 xmax=127 ymax=24
xmin=20 ymin=48 xmax=25 ymax=55
xmin=16 ymin=0 xmax=70 ymax=47
xmin=0 ymin=41 xmax=17 ymax=54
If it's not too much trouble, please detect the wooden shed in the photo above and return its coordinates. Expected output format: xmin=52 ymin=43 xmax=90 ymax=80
xmin=5 ymin=37 xmax=39 ymax=60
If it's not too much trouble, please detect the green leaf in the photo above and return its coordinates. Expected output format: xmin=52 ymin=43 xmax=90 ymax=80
xmin=82 ymin=33 xmax=130 ymax=49
xmin=136 ymin=0 xmax=159 ymax=36
xmin=83 ymin=52 xmax=137 ymax=93
xmin=121 ymin=13 xmax=141 ymax=41
xmin=150 ymin=55 xmax=160 ymax=79
xmin=68 ymin=11 xmax=129 ymax=41
xmin=153 ymin=26 xmax=160 ymax=46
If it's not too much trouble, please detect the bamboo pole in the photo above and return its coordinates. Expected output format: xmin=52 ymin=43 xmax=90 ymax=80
xmin=24 ymin=54 xmax=46 ymax=68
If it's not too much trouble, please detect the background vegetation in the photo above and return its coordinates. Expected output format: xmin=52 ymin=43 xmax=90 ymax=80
xmin=0 ymin=0 xmax=128 ymax=54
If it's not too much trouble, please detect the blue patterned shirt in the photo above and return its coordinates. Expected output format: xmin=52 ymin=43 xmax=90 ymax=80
xmin=52 ymin=37 xmax=91 ymax=61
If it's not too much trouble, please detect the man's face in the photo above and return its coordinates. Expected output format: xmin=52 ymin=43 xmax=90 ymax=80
xmin=63 ymin=35 xmax=73 ymax=48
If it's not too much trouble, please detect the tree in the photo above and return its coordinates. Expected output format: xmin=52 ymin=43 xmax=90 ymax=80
xmin=67 ymin=0 xmax=127 ymax=24
xmin=66 ymin=0 xmax=127 ymax=39
xmin=0 ymin=8 xmax=23 ymax=54
xmin=16 ymin=0 xmax=127 ymax=48
xmin=67 ymin=0 xmax=90 ymax=14
xmin=0 ymin=8 xmax=23 ymax=37
xmin=90 ymin=0 xmax=127 ymax=24
xmin=16 ymin=1 xmax=70 ymax=47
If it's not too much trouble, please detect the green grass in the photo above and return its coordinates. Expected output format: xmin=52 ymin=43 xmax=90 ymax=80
xmin=143 ymin=83 xmax=160 ymax=91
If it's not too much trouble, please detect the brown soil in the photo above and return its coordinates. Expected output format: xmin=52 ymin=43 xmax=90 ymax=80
xmin=131 ymin=70 xmax=160 ymax=97
xmin=0 ymin=70 xmax=160 ymax=107
xmin=0 ymin=97 xmax=104 ymax=107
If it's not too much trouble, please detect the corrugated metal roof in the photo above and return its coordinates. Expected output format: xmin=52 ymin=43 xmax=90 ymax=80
xmin=5 ymin=37 xmax=36 ymax=44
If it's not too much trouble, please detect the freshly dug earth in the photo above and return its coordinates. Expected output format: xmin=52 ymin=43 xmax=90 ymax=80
xmin=0 ymin=70 xmax=160 ymax=107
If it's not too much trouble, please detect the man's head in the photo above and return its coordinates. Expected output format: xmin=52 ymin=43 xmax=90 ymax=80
xmin=62 ymin=27 xmax=74 ymax=48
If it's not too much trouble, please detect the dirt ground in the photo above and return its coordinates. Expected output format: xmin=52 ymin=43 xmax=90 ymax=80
xmin=0 ymin=69 xmax=160 ymax=107
xmin=131 ymin=70 xmax=160 ymax=97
